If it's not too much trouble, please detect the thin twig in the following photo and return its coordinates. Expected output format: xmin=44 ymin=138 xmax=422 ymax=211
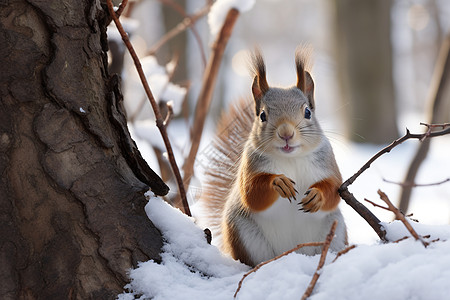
xmin=163 ymin=102 xmax=174 ymax=127
xmin=393 ymin=236 xmax=410 ymax=243
xmin=419 ymin=122 xmax=450 ymax=141
xmin=115 ymin=0 xmax=128 ymax=17
xmin=340 ymin=125 xmax=450 ymax=191
xmin=234 ymin=242 xmax=324 ymax=298
xmin=129 ymin=54 xmax=181 ymax=123
xmin=106 ymin=0 xmax=191 ymax=216
xmin=149 ymin=2 xmax=212 ymax=67
xmin=181 ymin=8 xmax=240 ymax=193
xmin=331 ymin=244 xmax=357 ymax=263
xmin=366 ymin=190 xmax=429 ymax=247
xmin=301 ymin=220 xmax=338 ymax=300
xmin=383 ymin=177 xmax=450 ymax=187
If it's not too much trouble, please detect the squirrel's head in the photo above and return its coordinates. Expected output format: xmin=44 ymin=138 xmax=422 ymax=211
xmin=249 ymin=47 xmax=323 ymax=157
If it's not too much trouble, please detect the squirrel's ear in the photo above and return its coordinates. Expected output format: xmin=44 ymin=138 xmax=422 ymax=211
xmin=295 ymin=47 xmax=315 ymax=109
xmin=251 ymin=50 xmax=269 ymax=116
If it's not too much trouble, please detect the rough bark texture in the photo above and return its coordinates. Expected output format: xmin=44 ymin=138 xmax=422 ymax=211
xmin=333 ymin=0 xmax=398 ymax=144
xmin=0 ymin=0 xmax=168 ymax=299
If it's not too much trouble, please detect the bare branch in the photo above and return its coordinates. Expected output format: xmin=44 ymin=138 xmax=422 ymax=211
xmin=115 ymin=0 xmax=128 ymax=17
xmin=163 ymin=102 xmax=174 ymax=127
xmin=149 ymin=2 xmax=212 ymax=67
xmin=234 ymin=242 xmax=324 ymax=298
xmin=181 ymin=8 xmax=240 ymax=193
xmin=332 ymin=245 xmax=357 ymax=263
xmin=301 ymin=220 xmax=338 ymax=300
xmin=368 ymin=190 xmax=429 ymax=247
xmin=341 ymin=125 xmax=450 ymax=191
xmin=339 ymin=124 xmax=450 ymax=242
xmin=383 ymin=177 xmax=450 ymax=187
xmin=400 ymin=35 xmax=450 ymax=213
xmin=106 ymin=0 xmax=191 ymax=216
xmin=339 ymin=189 xmax=387 ymax=242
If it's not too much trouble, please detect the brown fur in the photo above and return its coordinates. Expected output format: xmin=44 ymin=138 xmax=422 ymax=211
xmin=301 ymin=175 xmax=342 ymax=212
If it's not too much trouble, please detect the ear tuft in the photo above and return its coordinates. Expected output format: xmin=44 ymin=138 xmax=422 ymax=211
xmin=295 ymin=45 xmax=315 ymax=109
xmin=250 ymin=48 xmax=269 ymax=115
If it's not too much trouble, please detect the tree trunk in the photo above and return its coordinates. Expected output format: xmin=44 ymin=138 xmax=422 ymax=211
xmin=0 ymin=0 xmax=168 ymax=299
xmin=333 ymin=0 xmax=398 ymax=144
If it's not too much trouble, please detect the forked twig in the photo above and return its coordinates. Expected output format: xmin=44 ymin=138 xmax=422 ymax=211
xmin=106 ymin=0 xmax=191 ymax=216
xmin=365 ymin=190 xmax=429 ymax=247
xmin=419 ymin=122 xmax=450 ymax=141
xmin=301 ymin=220 xmax=338 ymax=300
xmin=234 ymin=242 xmax=325 ymax=298
xmin=339 ymin=124 xmax=450 ymax=242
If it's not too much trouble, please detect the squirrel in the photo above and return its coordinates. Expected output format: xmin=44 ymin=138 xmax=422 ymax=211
xmin=199 ymin=47 xmax=347 ymax=267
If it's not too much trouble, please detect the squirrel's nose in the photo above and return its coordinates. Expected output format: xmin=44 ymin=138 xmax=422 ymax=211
xmin=277 ymin=124 xmax=295 ymax=141
xmin=278 ymin=132 xmax=294 ymax=141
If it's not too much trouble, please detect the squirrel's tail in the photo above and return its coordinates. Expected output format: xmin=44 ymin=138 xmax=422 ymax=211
xmin=197 ymin=98 xmax=254 ymax=236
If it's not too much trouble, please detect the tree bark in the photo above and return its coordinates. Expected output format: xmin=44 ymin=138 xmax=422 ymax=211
xmin=0 ymin=0 xmax=167 ymax=299
xmin=333 ymin=0 xmax=398 ymax=144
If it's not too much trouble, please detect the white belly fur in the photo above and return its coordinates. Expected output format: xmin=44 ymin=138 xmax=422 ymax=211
xmin=240 ymin=152 xmax=347 ymax=264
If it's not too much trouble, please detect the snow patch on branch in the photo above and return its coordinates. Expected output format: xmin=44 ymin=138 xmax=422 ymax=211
xmin=208 ymin=0 xmax=255 ymax=37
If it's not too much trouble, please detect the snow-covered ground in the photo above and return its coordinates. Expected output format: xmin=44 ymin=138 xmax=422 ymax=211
xmin=118 ymin=178 xmax=450 ymax=299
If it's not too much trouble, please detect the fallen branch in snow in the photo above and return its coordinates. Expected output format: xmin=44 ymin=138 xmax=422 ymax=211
xmin=301 ymin=220 xmax=338 ymax=300
xmin=181 ymin=8 xmax=240 ymax=194
xmin=365 ymin=190 xmax=429 ymax=248
xmin=234 ymin=242 xmax=325 ymax=298
xmin=339 ymin=123 xmax=450 ymax=242
xmin=332 ymin=244 xmax=357 ymax=263
xmin=106 ymin=0 xmax=191 ymax=216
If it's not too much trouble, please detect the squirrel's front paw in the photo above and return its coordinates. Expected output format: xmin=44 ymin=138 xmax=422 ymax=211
xmin=299 ymin=188 xmax=323 ymax=213
xmin=272 ymin=175 xmax=297 ymax=202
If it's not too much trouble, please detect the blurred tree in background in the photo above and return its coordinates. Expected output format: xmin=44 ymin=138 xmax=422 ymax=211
xmin=333 ymin=0 xmax=398 ymax=144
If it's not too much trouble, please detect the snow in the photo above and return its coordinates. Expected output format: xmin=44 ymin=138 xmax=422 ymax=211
xmin=208 ymin=0 xmax=255 ymax=37
xmin=123 ymin=56 xmax=186 ymax=121
xmin=119 ymin=193 xmax=450 ymax=300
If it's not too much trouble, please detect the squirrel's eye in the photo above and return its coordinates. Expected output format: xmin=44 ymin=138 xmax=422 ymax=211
xmin=260 ymin=111 xmax=267 ymax=122
xmin=304 ymin=107 xmax=311 ymax=119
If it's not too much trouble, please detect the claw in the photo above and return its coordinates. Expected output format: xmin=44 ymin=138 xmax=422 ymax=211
xmin=303 ymin=194 xmax=316 ymax=206
xmin=304 ymin=190 xmax=311 ymax=196
xmin=294 ymin=188 xmax=299 ymax=194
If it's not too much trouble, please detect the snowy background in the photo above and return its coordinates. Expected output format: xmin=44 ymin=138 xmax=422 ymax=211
xmin=109 ymin=0 xmax=450 ymax=298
